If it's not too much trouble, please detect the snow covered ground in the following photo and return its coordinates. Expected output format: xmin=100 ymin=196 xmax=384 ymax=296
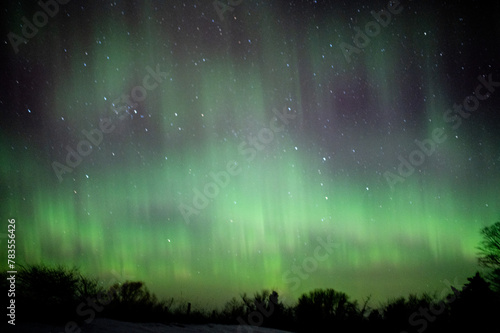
xmin=13 ymin=318 xmax=295 ymax=333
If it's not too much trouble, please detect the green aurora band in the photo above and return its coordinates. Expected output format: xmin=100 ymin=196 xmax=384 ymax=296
xmin=1 ymin=1 xmax=499 ymax=309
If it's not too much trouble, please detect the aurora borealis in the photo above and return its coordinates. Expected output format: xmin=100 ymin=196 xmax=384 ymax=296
xmin=1 ymin=0 xmax=500 ymax=311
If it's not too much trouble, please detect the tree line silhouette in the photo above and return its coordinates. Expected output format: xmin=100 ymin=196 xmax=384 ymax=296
xmin=2 ymin=222 xmax=499 ymax=332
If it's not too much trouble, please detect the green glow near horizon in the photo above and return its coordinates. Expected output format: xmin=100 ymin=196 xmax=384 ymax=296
xmin=10 ymin=147 xmax=498 ymax=307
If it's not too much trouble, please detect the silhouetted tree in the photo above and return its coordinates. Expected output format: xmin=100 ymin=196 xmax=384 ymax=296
xmin=381 ymin=293 xmax=442 ymax=333
xmin=477 ymin=221 xmax=500 ymax=292
xmin=237 ymin=289 xmax=288 ymax=329
xmin=221 ymin=296 xmax=246 ymax=323
xmin=104 ymin=281 xmax=169 ymax=322
xmin=76 ymin=272 xmax=105 ymax=299
xmin=448 ymin=272 xmax=499 ymax=331
xmin=15 ymin=264 xmax=82 ymax=323
xmin=367 ymin=308 xmax=383 ymax=330
xmin=295 ymin=288 xmax=359 ymax=331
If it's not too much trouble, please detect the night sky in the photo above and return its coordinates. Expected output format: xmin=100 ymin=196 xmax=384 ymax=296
xmin=1 ymin=0 xmax=500 ymax=309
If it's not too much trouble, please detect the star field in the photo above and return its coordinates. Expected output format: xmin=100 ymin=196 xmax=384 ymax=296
xmin=1 ymin=0 xmax=499 ymax=308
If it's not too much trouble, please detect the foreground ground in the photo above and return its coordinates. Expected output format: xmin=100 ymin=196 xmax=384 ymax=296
xmin=12 ymin=318 xmax=295 ymax=333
